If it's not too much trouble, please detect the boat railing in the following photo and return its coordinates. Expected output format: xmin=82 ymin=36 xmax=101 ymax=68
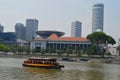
xmin=24 ymin=59 xmax=60 ymax=65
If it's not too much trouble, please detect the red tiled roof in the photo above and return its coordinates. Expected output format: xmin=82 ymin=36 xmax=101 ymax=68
xmin=48 ymin=34 xmax=59 ymax=39
xmin=55 ymin=37 xmax=88 ymax=41
xmin=48 ymin=34 xmax=88 ymax=41
xmin=34 ymin=34 xmax=89 ymax=42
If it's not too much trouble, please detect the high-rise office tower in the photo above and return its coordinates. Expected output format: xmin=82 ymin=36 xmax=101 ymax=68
xmin=26 ymin=19 xmax=38 ymax=41
xmin=92 ymin=3 xmax=104 ymax=32
xmin=71 ymin=21 xmax=82 ymax=37
xmin=15 ymin=23 xmax=26 ymax=40
xmin=0 ymin=24 xmax=4 ymax=33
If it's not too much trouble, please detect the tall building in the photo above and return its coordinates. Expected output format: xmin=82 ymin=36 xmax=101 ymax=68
xmin=92 ymin=3 xmax=104 ymax=32
xmin=0 ymin=24 xmax=4 ymax=33
xmin=26 ymin=19 xmax=38 ymax=41
xmin=71 ymin=21 xmax=82 ymax=37
xmin=15 ymin=23 xmax=26 ymax=40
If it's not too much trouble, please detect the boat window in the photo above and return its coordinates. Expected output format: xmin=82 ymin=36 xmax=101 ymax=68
xmin=42 ymin=61 xmax=45 ymax=63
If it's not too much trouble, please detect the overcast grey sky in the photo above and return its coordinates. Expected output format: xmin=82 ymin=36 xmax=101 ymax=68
xmin=0 ymin=0 xmax=120 ymax=42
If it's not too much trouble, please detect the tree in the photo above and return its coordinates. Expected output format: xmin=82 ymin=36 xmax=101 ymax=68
xmin=57 ymin=50 xmax=64 ymax=56
xmin=24 ymin=46 xmax=30 ymax=54
xmin=87 ymin=32 xmax=116 ymax=57
xmin=40 ymin=48 xmax=46 ymax=55
xmin=117 ymin=45 xmax=120 ymax=56
xmin=0 ymin=44 xmax=10 ymax=52
xmin=87 ymin=32 xmax=116 ymax=45
xmin=84 ymin=45 xmax=101 ymax=57
xmin=74 ymin=47 xmax=81 ymax=57
xmin=65 ymin=46 xmax=72 ymax=56
xmin=15 ymin=46 xmax=30 ymax=54
xmin=47 ymin=48 xmax=53 ymax=54
xmin=106 ymin=35 xmax=116 ymax=45
xmin=10 ymin=44 xmax=17 ymax=53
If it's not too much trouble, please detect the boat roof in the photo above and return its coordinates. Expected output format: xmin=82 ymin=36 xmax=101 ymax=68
xmin=28 ymin=57 xmax=57 ymax=61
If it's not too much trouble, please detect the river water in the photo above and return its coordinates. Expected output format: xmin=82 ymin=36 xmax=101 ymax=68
xmin=0 ymin=57 xmax=120 ymax=80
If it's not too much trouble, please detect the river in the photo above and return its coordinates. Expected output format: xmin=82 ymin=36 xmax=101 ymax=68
xmin=0 ymin=57 xmax=120 ymax=80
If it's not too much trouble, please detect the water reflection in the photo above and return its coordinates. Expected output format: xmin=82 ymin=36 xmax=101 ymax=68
xmin=102 ymin=64 xmax=120 ymax=80
xmin=23 ymin=67 xmax=59 ymax=74
xmin=86 ymin=69 xmax=104 ymax=80
xmin=86 ymin=63 xmax=104 ymax=80
xmin=23 ymin=67 xmax=61 ymax=80
xmin=85 ymin=63 xmax=120 ymax=80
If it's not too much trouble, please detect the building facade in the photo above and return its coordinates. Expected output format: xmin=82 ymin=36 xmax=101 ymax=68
xmin=0 ymin=24 xmax=4 ymax=33
xmin=92 ymin=3 xmax=104 ymax=32
xmin=15 ymin=23 xmax=26 ymax=40
xmin=26 ymin=19 xmax=38 ymax=41
xmin=0 ymin=32 xmax=16 ymax=45
xmin=17 ymin=39 xmax=29 ymax=46
xmin=30 ymin=31 xmax=90 ymax=53
xmin=71 ymin=21 xmax=82 ymax=37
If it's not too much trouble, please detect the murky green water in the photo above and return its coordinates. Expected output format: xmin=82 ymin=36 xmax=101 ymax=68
xmin=0 ymin=58 xmax=120 ymax=80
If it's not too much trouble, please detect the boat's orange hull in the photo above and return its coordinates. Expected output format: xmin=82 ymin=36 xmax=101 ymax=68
xmin=22 ymin=63 xmax=64 ymax=69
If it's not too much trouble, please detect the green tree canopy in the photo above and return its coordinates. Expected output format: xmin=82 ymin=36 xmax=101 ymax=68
xmin=0 ymin=44 xmax=10 ymax=52
xmin=86 ymin=32 xmax=116 ymax=57
xmin=87 ymin=32 xmax=116 ymax=45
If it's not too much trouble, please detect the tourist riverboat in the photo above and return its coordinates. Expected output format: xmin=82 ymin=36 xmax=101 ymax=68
xmin=22 ymin=57 xmax=64 ymax=69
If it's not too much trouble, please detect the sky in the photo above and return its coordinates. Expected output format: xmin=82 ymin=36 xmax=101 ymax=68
xmin=0 ymin=0 xmax=120 ymax=42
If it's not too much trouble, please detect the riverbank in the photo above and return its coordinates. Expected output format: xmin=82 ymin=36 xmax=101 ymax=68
xmin=1 ymin=54 xmax=120 ymax=64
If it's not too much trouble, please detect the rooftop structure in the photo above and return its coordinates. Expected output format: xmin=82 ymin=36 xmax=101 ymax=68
xmin=35 ymin=34 xmax=88 ymax=42
xmin=36 ymin=30 xmax=65 ymax=38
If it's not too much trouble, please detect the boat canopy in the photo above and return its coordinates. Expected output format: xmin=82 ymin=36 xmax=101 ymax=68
xmin=28 ymin=58 xmax=57 ymax=62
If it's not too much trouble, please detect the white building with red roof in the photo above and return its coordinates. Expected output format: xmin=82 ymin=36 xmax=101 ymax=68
xmin=30 ymin=31 xmax=90 ymax=53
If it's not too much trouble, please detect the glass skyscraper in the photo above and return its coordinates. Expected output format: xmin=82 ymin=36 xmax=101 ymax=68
xmin=15 ymin=23 xmax=26 ymax=40
xmin=71 ymin=21 xmax=82 ymax=37
xmin=26 ymin=19 xmax=38 ymax=41
xmin=92 ymin=3 xmax=104 ymax=32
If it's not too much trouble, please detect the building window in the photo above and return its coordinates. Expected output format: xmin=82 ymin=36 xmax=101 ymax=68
xmin=39 ymin=43 xmax=41 ymax=45
xmin=35 ymin=43 xmax=38 ymax=45
xmin=35 ymin=43 xmax=41 ymax=45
